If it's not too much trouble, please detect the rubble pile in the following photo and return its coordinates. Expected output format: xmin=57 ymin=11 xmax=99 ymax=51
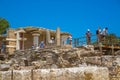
xmin=0 ymin=46 xmax=101 ymax=70
xmin=0 ymin=45 xmax=120 ymax=77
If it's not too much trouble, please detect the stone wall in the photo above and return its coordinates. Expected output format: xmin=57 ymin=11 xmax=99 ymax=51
xmin=83 ymin=56 xmax=120 ymax=80
xmin=84 ymin=56 xmax=117 ymax=66
xmin=0 ymin=67 xmax=109 ymax=80
xmin=6 ymin=29 xmax=16 ymax=54
xmin=7 ymin=29 xmax=16 ymax=39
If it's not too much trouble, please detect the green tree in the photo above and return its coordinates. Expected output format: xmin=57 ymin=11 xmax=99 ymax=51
xmin=0 ymin=18 xmax=10 ymax=35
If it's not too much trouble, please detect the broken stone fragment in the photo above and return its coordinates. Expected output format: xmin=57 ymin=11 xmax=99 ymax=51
xmin=0 ymin=64 xmax=10 ymax=71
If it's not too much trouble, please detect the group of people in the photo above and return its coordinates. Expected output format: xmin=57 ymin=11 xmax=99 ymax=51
xmin=32 ymin=41 xmax=45 ymax=49
xmin=86 ymin=27 xmax=108 ymax=45
xmin=31 ymin=27 xmax=107 ymax=48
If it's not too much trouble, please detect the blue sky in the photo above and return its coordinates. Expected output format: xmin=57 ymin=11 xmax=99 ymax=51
xmin=0 ymin=0 xmax=120 ymax=38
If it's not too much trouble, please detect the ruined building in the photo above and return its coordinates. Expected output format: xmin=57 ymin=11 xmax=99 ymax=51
xmin=0 ymin=27 xmax=70 ymax=54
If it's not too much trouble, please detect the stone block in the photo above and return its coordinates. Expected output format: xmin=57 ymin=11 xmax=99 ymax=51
xmin=33 ymin=67 xmax=109 ymax=80
xmin=0 ymin=70 xmax=12 ymax=80
xmin=84 ymin=57 xmax=101 ymax=65
xmin=101 ymin=56 xmax=114 ymax=67
xmin=55 ymin=69 xmax=63 ymax=80
xmin=65 ymin=68 xmax=84 ymax=80
xmin=33 ymin=69 xmax=50 ymax=80
xmin=13 ymin=70 xmax=31 ymax=80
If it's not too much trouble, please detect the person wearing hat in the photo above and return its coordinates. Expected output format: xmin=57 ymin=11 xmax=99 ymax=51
xmin=86 ymin=29 xmax=91 ymax=45
xmin=100 ymin=27 xmax=108 ymax=40
xmin=68 ymin=34 xmax=72 ymax=45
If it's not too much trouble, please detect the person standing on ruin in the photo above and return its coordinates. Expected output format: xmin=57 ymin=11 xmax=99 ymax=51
xmin=39 ymin=41 xmax=45 ymax=48
xmin=86 ymin=29 xmax=91 ymax=45
xmin=100 ymin=27 xmax=108 ymax=40
xmin=68 ymin=35 xmax=72 ymax=45
xmin=32 ymin=44 xmax=35 ymax=49
xmin=96 ymin=27 xmax=101 ymax=43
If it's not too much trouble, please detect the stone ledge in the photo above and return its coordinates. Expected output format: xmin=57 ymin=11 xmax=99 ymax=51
xmin=0 ymin=67 xmax=109 ymax=80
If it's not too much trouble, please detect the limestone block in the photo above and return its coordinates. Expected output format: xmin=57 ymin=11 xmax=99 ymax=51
xmin=65 ymin=68 xmax=84 ymax=80
xmin=0 ymin=70 xmax=12 ymax=80
xmin=47 ymin=69 xmax=58 ymax=80
xmin=55 ymin=69 xmax=63 ymax=80
xmin=13 ymin=70 xmax=31 ymax=80
xmin=84 ymin=57 xmax=101 ymax=65
xmin=101 ymin=56 xmax=114 ymax=67
xmin=33 ymin=67 xmax=109 ymax=80
xmin=78 ymin=67 xmax=108 ymax=80
xmin=33 ymin=69 xmax=50 ymax=80
xmin=7 ymin=29 xmax=16 ymax=38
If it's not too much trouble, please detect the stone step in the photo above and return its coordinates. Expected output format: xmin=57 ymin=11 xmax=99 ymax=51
xmin=0 ymin=54 xmax=6 ymax=60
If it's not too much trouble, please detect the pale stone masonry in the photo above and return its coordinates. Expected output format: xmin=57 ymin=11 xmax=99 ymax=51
xmin=0 ymin=67 xmax=109 ymax=80
xmin=0 ymin=27 xmax=70 ymax=54
xmin=0 ymin=71 xmax=12 ymax=80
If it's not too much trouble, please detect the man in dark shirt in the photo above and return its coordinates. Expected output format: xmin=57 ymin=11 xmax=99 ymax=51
xmin=86 ymin=29 xmax=91 ymax=45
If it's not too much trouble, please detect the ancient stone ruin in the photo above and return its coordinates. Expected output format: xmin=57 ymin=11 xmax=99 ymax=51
xmin=0 ymin=45 xmax=120 ymax=80
xmin=0 ymin=27 xmax=120 ymax=80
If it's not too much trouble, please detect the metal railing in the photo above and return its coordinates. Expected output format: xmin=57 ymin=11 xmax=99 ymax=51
xmin=73 ymin=35 xmax=96 ymax=47
xmin=73 ymin=35 xmax=120 ymax=47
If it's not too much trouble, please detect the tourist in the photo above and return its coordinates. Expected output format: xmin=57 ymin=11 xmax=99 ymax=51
xmin=86 ymin=29 xmax=91 ymax=45
xmin=51 ymin=37 xmax=55 ymax=44
xmin=49 ymin=37 xmax=54 ymax=45
xmin=39 ymin=41 xmax=45 ymax=48
xmin=96 ymin=27 xmax=101 ymax=43
xmin=100 ymin=27 xmax=108 ymax=40
xmin=68 ymin=35 xmax=72 ymax=45
xmin=32 ymin=44 xmax=34 ymax=49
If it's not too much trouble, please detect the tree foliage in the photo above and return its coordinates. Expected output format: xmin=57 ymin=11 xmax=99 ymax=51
xmin=0 ymin=18 xmax=10 ymax=35
xmin=106 ymin=33 xmax=117 ymax=39
xmin=105 ymin=33 xmax=120 ymax=44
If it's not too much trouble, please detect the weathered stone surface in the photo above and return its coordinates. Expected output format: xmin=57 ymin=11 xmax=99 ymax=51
xmin=33 ymin=67 xmax=109 ymax=80
xmin=33 ymin=69 xmax=50 ymax=80
xmin=84 ymin=56 xmax=102 ymax=65
xmin=114 ymin=56 xmax=120 ymax=66
xmin=0 ymin=64 xmax=10 ymax=71
xmin=84 ymin=67 xmax=109 ymax=80
xmin=0 ymin=70 xmax=11 ymax=80
xmin=1 ymin=46 xmax=120 ymax=79
xmin=101 ymin=56 xmax=115 ymax=67
xmin=0 ymin=67 xmax=110 ymax=80
xmin=13 ymin=70 xmax=31 ymax=80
